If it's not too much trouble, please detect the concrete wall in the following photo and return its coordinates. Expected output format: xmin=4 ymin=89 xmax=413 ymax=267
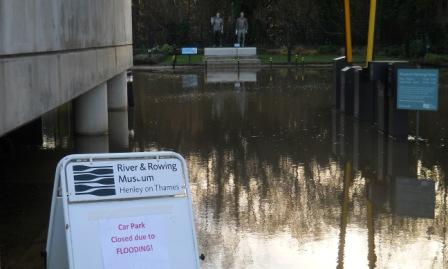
xmin=0 ymin=0 xmax=132 ymax=55
xmin=0 ymin=0 xmax=133 ymax=137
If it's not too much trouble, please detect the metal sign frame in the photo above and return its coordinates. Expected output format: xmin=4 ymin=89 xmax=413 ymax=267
xmin=46 ymin=151 xmax=200 ymax=269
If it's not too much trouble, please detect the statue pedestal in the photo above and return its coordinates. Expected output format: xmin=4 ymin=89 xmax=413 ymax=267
xmin=204 ymin=47 xmax=257 ymax=57
xmin=204 ymin=47 xmax=260 ymax=66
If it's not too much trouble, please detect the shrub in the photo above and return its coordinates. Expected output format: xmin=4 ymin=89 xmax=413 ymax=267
xmin=382 ymin=45 xmax=403 ymax=57
xmin=409 ymin=39 xmax=425 ymax=58
xmin=133 ymin=54 xmax=150 ymax=64
xmin=317 ymin=45 xmax=339 ymax=54
xmin=279 ymin=46 xmax=288 ymax=55
xmin=294 ymin=46 xmax=318 ymax=55
xmin=431 ymin=39 xmax=448 ymax=54
xmin=160 ymin=44 xmax=174 ymax=55
xmin=424 ymin=53 xmax=448 ymax=65
xmin=133 ymin=48 xmax=148 ymax=56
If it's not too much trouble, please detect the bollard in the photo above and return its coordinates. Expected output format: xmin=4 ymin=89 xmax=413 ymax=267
xmin=237 ymin=57 xmax=240 ymax=71
xmin=295 ymin=54 xmax=299 ymax=67
xmin=354 ymin=67 xmax=373 ymax=122
xmin=369 ymin=61 xmax=389 ymax=130
xmin=333 ymin=56 xmax=347 ymax=109
xmin=301 ymin=56 xmax=305 ymax=67
xmin=340 ymin=66 xmax=360 ymax=115
xmin=269 ymin=57 xmax=273 ymax=68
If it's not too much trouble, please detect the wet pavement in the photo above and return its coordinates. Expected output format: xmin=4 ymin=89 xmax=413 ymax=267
xmin=1 ymin=67 xmax=448 ymax=268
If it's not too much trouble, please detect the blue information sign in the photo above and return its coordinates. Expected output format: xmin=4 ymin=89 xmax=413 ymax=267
xmin=181 ymin=47 xmax=198 ymax=55
xmin=397 ymin=69 xmax=439 ymax=111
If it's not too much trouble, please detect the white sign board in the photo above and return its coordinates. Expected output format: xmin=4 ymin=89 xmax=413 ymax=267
xmin=46 ymin=152 xmax=200 ymax=269
xmin=66 ymin=158 xmax=184 ymax=201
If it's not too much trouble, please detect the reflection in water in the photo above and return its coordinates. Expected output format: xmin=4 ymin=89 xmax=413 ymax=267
xmin=41 ymin=103 xmax=74 ymax=150
xmin=75 ymin=135 xmax=109 ymax=153
xmin=0 ymin=101 xmax=131 ymax=267
xmin=392 ymin=177 xmax=435 ymax=219
xmin=0 ymin=68 xmax=447 ymax=268
xmin=109 ymin=111 xmax=130 ymax=152
xmin=206 ymin=69 xmax=258 ymax=84
xmin=130 ymin=68 xmax=448 ymax=268
xmin=182 ymin=74 xmax=199 ymax=89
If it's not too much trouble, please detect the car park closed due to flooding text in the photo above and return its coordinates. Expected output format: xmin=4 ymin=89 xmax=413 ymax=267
xmin=99 ymin=215 xmax=170 ymax=269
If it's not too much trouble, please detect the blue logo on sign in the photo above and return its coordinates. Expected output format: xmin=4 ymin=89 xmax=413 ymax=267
xmin=73 ymin=165 xmax=116 ymax=196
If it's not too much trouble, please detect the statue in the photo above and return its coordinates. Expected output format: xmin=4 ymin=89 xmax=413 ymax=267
xmin=211 ymin=12 xmax=224 ymax=47
xmin=235 ymin=12 xmax=248 ymax=47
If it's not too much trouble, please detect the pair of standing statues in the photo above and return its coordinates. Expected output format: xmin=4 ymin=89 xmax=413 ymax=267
xmin=211 ymin=12 xmax=248 ymax=47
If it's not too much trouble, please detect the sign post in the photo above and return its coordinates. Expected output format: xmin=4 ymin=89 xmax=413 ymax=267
xmin=46 ymin=152 xmax=200 ymax=269
xmin=397 ymin=68 xmax=439 ymax=141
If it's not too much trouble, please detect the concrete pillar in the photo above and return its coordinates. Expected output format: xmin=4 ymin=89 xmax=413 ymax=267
xmin=107 ymin=72 xmax=129 ymax=151
xmin=107 ymin=72 xmax=128 ymax=111
xmin=74 ymin=83 xmax=108 ymax=135
xmin=109 ymin=111 xmax=129 ymax=152
xmin=76 ymin=135 xmax=109 ymax=153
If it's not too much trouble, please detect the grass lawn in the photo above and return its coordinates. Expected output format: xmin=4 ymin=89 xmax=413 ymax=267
xmin=157 ymin=53 xmax=407 ymax=65
xmin=163 ymin=54 xmax=342 ymax=65
xmin=162 ymin=55 xmax=204 ymax=65
xmin=259 ymin=54 xmax=338 ymax=64
xmin=258 ymin=54 xmax=405 ymax=64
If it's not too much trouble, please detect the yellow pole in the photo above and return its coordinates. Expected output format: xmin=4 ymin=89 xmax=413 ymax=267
xmin=337 ymin=161 xmax=352 ymax=269
xmin=367 ymin=200 xmax=377 ymax=269
xmin=344 ymin=0 xmax=353 ymax=63
xmin=366 ymin=0 xmax=378 ymax=64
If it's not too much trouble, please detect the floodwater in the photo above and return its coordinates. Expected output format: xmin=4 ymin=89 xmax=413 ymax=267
xmin=1 ymin=66 xmax=448 ymax=268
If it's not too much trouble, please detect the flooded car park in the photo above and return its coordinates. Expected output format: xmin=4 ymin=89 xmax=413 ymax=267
xmin=1 ymin=67 xmax=448 ymax=268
